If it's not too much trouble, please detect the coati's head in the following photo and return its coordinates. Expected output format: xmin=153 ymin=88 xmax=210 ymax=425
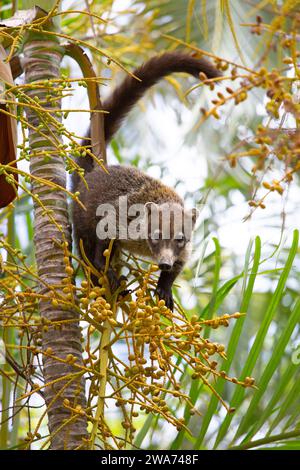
xmin=144 ymin=202 xmax=199 ymax=271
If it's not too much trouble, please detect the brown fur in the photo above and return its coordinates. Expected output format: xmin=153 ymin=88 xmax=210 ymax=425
xmin=72 ymin=52 xmax=221 ymax=309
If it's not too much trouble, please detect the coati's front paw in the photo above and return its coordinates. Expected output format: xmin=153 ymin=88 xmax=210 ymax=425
xmin=155 ymin=285 xmax=174 ymax=311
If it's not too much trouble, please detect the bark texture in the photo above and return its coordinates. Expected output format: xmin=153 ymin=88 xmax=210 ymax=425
xmin=23 ymin=38 xmax=87 ymax=449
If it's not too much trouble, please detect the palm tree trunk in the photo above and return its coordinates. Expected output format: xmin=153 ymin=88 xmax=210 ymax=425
xmin=23 ymin=35 xmax=87 ymax=449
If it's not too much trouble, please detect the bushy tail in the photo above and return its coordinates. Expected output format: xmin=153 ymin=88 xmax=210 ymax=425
xmin=73 ymin=52 xmax=221 ymax=189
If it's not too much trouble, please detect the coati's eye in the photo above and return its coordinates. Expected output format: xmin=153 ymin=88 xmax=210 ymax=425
xmin=175 ymin=233 xmax=186 ymax=248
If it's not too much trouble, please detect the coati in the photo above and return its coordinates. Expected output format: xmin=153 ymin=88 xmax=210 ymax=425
xmin=72 ymin=52 xmax=221 ymax=310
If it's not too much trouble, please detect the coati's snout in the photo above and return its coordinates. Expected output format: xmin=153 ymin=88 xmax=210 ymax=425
xmin=151 ymin=239 xmax=185 ymax=272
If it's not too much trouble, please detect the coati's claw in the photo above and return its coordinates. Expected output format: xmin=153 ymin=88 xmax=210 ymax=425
xmin=155 ymin=286 xmax=174 ymax=311
xmin=107 ymin=267 xmax=122 ymax=293
xmin=118 ymin=289 xmax=132 ymax=300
